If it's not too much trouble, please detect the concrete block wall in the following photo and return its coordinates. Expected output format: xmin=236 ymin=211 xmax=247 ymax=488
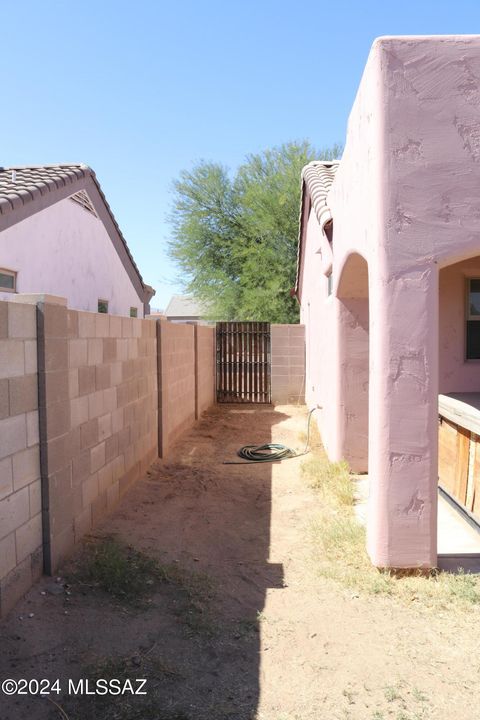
xmin=0 ymin=301 xmax=42 ymax=617
xmin=157 ymin=321 xmax=196 ymax=457
xmin=270 ymin=324 xmax=306 ymax=404
xmin=38 ymin=303 xmax=158 ymax=573
xmin=195 ymin=325 xmax=216 ymax=418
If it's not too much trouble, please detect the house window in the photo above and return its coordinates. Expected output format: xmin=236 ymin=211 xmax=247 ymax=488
xmin=98 ymin=299 xmax=109 ymax=314
xmin=0 ymin=268 xmax=16 ymax=293
xmin=466 ymin=279 xmax=480 ymax=359
xmin=130 ymin=307 xmax=138 ymax=318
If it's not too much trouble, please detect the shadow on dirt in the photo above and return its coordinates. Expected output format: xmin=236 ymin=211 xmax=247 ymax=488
xmin=0 ymin=404 xmax=290 ymax=720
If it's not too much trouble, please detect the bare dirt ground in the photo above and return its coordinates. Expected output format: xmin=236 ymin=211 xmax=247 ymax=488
xmin=1 ymin=404 xmax=480 ymax=720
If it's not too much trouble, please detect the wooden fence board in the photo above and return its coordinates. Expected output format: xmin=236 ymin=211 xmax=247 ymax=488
xmin=216 ymin=322 xmax=271 ymax=403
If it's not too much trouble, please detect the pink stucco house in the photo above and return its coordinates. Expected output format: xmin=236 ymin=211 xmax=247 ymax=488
xmin=296 ymin=35 xmax=480 ymax=569
xmin=0 ymin=165 xmax=154 ymax=317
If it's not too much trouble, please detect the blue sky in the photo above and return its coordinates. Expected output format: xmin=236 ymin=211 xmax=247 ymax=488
xmin=2 ymin=1 xmax=480 ymax=309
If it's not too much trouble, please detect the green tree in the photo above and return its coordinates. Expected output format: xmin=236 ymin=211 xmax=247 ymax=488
xmin=168 ymin=140 xmax=342 ymax=322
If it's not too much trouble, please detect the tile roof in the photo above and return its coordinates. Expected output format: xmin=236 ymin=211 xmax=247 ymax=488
xmin=295 ymin=160 xmax=340 ymax=294
xmin=165 ymin=294 xmax=206 ymax=318
xmin=0 ymin=164 xmax=153 ymax=303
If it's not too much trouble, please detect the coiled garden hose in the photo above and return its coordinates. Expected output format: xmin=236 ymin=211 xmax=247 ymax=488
xmin=224 ymin=407 xmax=317 ymax=465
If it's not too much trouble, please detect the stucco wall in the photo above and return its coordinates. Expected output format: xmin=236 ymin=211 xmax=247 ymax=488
xmin=0 ymin=197 xmax=144 ymax=317
xmin=0 ymin=301 xmax=42 ymax=616
xmin=270 ymin=324 xmax=305 ymax=404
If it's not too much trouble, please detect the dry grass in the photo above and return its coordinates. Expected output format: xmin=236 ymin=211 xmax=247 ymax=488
xmin=302 ymin=430 xmax=480 ymax=611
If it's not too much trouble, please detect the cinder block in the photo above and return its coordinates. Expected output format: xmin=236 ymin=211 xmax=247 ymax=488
xmin=29 ymin=479 xmax=41 ymax=517
xmin=90 ymin=442 xmax=106 ymax=473
xmin=69 ymin=369 xmax=79 ymax=399
xmin=80 ymin=418 xmax=99 ymax=450
xmin=45 ymin=400 xmax=71 ymax=441
xmin=65 ymin=427 xmax=81 ymax=462
xmin=82 ymin=473 xmax=99 ymax=506
xmin=45 ymin=434 xmax=66 ymax=475
xmin=105 ymin=433 xmax=119 ymax=463
xmin=78 ymin=366 xmax=95 ymax=396
xmin=71 ymin=396 xmax=89 ymax=428
xmin=0 ymin=555 xmax=33 ymax=617
xmin=110 ymin=362 xmax=122 ymax=386
xmin=15 ymin=513 xmax=42 ymax=563
xmin=43 ymin=338 xmax=68 ymax=372
xmin=78 ymin=311 xmax=96 ymax=338
xmin=0 ymin=457 xmax=13 ymax=501
xmin=87 ymin=338 xmax=103 ymax=366
xmin=122 ymin=318 xmax=133 ymax=338
xmin=43 ymin=303 xmax=67 ymax=339
xmin=109 ymin=315 xmax=122 ymax=338
xmin=74 ymin=506 xmax=92 ymax=542
xmin=0 ymin=340 xmax=25 ymax=379
xmin=0 ymin=533 xmax=16 ymax=581
xmin=0 ymin=414 xmax=27 ymax=460
xmin=95 ymin=313 xmax=109 ymax=339
xmin=12 ymin=446 xmax=40 ymax=490
xmin=0 ymin=378 xmax=8 ymax=419
xmin=95 ymin=365 xmax=111 ymax=391
xmin=9 ymin=374 xmax=38 ymax=415
xmin=98 ymin=461 xmax=113 ymax=493
xmin=88 ymin=390 xmax=105 ymax=419
xmin=111 ymin=407 xmax=124 ymax=434
xmin=67 ymin=309 xmax=79 ymax=338
xmin=103 ymin=387 xmax=117 ymax=413
xmin=0 ymin=487 xmax=30 ymax=540
xmin=98 ymin=413 xmax=112 ymax=442
xmin=0 ymin=303 xmax=7 ymax=339
xmin=49 ymin=524 xmax=75 ymax=574
xmin=24 ymin=340 xmax=37 ymax=374
xmin=43 ymin=370 xmax=69 ymax=405
xmin=72 ymin=449 xmax=91 ymax=486
xmin=8 ymin=303 xmax=36 ymax=339
xmin=26 ymin=411 xmax=39 ymax=448
xmin=103 ymin=338 xmax=117 ymax=363
xmin=69 ymin=339 xmax=88 ymax=368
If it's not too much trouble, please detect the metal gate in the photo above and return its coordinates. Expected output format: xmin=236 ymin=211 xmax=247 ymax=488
xmin=216 ymin=322 xmax=271 ymax=403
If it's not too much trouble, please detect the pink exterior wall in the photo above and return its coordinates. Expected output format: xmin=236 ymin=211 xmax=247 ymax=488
xmin=300 ymin=36 xmax=480 ymax=568
xmin=0 ymin=197 xmax=145 ymax=317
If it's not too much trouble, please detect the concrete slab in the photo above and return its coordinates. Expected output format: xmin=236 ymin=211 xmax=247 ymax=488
xmin=352 ymin=475 xmax=480 ymax=570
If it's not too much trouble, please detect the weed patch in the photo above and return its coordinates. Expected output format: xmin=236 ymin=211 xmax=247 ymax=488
xmin=69 ymin=536 xmax=216 ymax=628
xmin=303 ymin=437 xmax=480 ymax=611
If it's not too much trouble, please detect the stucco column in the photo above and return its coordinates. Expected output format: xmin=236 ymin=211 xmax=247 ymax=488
xmin=367 ymin=263 xmax=438 ymax=568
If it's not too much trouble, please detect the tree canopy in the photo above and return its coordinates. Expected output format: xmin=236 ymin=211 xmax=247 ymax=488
xmin=168 ymin=140 xmax=343 ymax=322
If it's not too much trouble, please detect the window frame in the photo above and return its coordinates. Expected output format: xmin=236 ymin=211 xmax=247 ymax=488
xmin=129 ymin=307 xmax=138 ymax=318
xmin=465 ymin=278 xmax=480 ymax=360
xmin=0 ymin=268 xmax=17 ymax=293
xmin=97 ymin=299 xmax=109 ymax=314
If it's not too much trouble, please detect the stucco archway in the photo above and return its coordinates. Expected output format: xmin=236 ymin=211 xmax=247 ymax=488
xmin=335 ymin=252 xmax=369 ymax=473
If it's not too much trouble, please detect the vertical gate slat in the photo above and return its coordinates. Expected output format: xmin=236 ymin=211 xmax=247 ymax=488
xmin=216 ymin=321 xmax=271 ymax=404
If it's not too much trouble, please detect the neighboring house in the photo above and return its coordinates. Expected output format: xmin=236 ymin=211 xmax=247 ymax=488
xmin=0 ymin=164 xmax=155 ymax=317
xmin=165 ymin=294 xmax=208 ymax=323
xmin=296 ymin=35 xmax=480 ymax=570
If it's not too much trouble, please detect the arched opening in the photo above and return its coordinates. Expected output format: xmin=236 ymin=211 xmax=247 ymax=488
xmin=336 ymin=253 xmax=369 ymax=473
